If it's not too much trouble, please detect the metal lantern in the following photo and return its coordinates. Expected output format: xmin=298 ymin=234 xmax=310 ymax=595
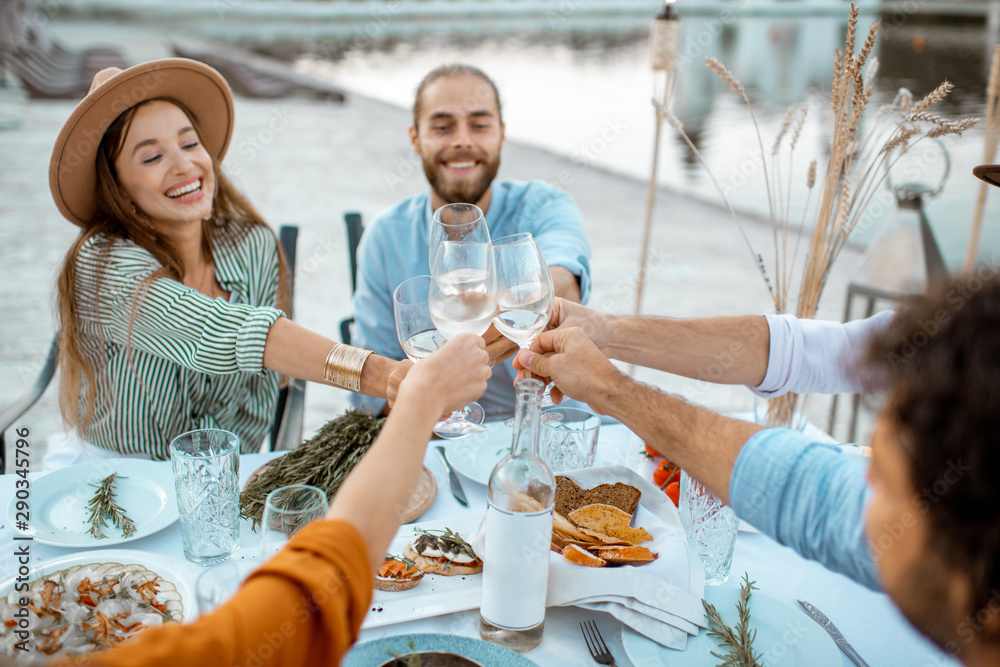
xmin=830 ymin=138 xmax=950 ymax=441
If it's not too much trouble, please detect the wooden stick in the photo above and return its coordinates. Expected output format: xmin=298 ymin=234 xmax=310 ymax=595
xmin=964 ymin=45 xmax=1000 ymax=274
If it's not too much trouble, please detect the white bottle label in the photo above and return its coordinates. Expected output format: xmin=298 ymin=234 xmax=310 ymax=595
xmin=480 ymin=504 xmax=553 ymax=630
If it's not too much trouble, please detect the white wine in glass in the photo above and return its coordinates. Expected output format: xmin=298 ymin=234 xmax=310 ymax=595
xmin=429 ymin=241 xmax=497 ymax=438
xmin=492 ymin=233 xmax=553 ymax=349
xmin=401 ymin=329 xmax=447 ymax=361
xmin=493 ymin=233 xmax=559 ymax=421
xmin=429 ymin=266 xmax=498 ymax=339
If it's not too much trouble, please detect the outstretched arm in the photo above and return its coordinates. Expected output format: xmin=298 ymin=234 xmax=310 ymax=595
xmin=516 ymin=328 xmax=761 ymax=502
xmin=69 ymin=334 xmax=491 ymax=667
xmin=514 ymin=298 xmax=770 ymax=403
xmin=528 ymin=331 xmax=878 ymax=588
xmin=326 ymin=333 xmax=491 ymax=573
xmin=262 ymin=317 xmax=399 ymax=401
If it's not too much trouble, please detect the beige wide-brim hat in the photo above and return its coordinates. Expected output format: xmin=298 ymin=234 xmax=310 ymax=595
xmin=49 ymin=58 xmax=234 ymax=227
xmin=974 ymin=164 xmax=1000 ymax=188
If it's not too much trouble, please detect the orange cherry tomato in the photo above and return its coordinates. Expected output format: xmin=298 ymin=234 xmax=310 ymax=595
xmin=652 ymin=460 xmax=678 ymax=487
xmin=643 ymin=443 xmax=660 ymax=459
xmin=664 ymin=481 xmax=680 ymax=507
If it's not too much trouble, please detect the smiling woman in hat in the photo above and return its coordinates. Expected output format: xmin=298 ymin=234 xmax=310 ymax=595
xmin=48 ymin=59 xmax=405 ymax=462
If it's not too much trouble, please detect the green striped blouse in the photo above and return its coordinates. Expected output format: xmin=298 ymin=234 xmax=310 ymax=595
xmin=73 ymin=219 xmax=284 ymax=459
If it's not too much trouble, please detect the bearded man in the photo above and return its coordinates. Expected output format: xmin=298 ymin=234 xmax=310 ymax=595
xmin=350 ymin=64 xmax=592 ymax=419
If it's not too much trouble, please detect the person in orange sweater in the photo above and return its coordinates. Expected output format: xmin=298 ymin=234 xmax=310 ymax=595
xmin=51 ymin=333 xmax=489 ymax=667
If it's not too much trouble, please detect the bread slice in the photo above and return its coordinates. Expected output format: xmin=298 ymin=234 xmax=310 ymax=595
xmin=375 ymin=557 xmax=426 ymax=591
xmin=579 ymin=483 xmax=641 ymax=516
xmin=561 ymin=544 xmax=606 ymax=567
xmin=588 ymin=545 xmax=658 ymax=566
xmin=568 ymin=504 xmax=653 ymax=545
xmin=374 ymin=571 xmax=424 ymax=591
xmin=554 ymin=476 xmax=588 ymax=518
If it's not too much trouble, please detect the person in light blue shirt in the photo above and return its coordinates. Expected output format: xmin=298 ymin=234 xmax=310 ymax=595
xmin=514 ymin=269 xmax=1000 ymax=664
xmin=350 ymin=64 xmax=591 ymax=418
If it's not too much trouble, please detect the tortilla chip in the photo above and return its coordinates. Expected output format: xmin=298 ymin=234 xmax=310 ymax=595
xmin=569 ymin=503 xmax=653 ymax=545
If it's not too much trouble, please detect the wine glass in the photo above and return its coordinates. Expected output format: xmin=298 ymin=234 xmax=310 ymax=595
xmin=259 ymin=485 xmax=328 ymax=561
xmin=492 ymin=233 xmax=553 ymax=355
xmin=492 ymin=233 xmax=561 ymax=423
xmin=428 ymin=240 xmax=498 ymax=437
xmin=428 ymin=203 xmax=490 ymax=269
xmin=394 ymin=275 xmax=447 ymax=362
xmin=394 ymin=275 xmax=472 ymax=435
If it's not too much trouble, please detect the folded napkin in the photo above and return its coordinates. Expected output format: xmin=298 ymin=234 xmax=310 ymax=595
xmin=546 ymin=497 xmax=706 ymax=650
xmin=575 ymin=600 xmax=692 ymax=650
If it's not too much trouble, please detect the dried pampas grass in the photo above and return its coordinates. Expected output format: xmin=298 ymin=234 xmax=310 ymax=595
xmin=666 ymin=3 xmax=977 ymax=426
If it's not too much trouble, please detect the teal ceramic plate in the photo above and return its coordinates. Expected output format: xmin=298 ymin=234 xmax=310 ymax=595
xmin=343 ymin=633 xmax=535 ymax=667
xmin=622 ymin=587 xmax=842 ymax=666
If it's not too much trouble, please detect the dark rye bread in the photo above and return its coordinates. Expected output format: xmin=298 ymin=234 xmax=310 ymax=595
xmin=555 ymin=476 xmax=587 ymax=519
xmin=579 ymin=483 xmax=641 ymax=517
xmin=555 ymin=477 xmax=642 ymax=518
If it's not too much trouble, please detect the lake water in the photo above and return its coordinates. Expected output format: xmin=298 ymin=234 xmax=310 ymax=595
xmin=264 ymin=11 xmax=1000 ymax=271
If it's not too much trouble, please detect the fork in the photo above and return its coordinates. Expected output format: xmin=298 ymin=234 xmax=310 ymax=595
xmin=580 ymin=620 xmax=618 ymax=667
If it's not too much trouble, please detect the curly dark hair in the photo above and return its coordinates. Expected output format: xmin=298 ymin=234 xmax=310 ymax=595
xmin=867 ymin=268 xmax=1000 ymax=624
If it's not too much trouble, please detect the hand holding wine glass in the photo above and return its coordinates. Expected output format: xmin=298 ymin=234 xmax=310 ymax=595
xmin=394 ymin=274 xmax=472 ymax=435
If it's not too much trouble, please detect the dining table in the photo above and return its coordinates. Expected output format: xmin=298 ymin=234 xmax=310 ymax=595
xmin=0 ymin=421 xmax=959 ymax=667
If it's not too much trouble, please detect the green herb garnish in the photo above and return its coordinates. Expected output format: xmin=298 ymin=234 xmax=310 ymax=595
xmin=702 ymin=573 xmax=764 ymax=666
xmin=86 ymin=473 xmax=136 ymax=539
xmin=240 ymin=410 xmax=385 ymax=530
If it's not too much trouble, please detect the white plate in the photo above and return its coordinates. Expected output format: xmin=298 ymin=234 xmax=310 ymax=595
xmin=7 ymin=459 xmax=178 ymax=547
xmin=0 ymin=548 xmax=198 ymax=622
xmin=622 ymin=586 xmax=841 ymax=666
xmin=441 ymin=421 xmax=511 ymax=486
xmin=365 ymin=514 xmax=485 ymax=629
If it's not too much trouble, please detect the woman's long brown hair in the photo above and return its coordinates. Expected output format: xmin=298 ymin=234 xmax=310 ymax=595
xmin=56 ymin=98 xmax=291 ymax=432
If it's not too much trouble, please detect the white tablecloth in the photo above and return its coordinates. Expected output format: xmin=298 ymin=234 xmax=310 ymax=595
xmin=0 ymin=424 xmax=957 ymax=666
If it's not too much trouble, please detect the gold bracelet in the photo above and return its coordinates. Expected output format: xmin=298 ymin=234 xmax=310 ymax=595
xmin=323 ymin=344 xmax=373 ymax=393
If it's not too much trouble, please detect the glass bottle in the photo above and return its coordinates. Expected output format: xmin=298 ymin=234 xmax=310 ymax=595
xmin=479 ymin=378 xmax=556 ymax=652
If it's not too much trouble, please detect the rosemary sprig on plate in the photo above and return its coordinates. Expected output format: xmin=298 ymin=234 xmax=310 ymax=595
xmin=86 ymin=473 xmax=137 ymax=539
xmin=702 ymin=573 xmax=764 ymax=666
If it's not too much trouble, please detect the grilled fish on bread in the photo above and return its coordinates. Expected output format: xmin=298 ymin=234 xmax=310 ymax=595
xmin=403 ymin=528 xmax=483 ymax=576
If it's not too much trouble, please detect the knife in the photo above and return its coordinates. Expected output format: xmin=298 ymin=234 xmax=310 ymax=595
xmin=434 ymin=446 xmax=468 ymax=507
xmin=797 ymin=600 xmax=870 ymax=667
